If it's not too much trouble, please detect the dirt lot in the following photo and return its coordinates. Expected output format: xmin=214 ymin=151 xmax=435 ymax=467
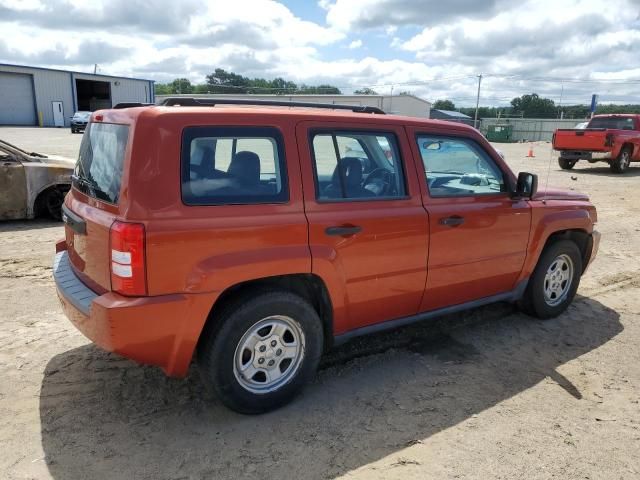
xmin=1 ymin=127 xmax=639 ymax=480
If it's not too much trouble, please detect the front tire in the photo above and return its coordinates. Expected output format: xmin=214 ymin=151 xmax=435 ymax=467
xmin=197 ymin=291 xmax=323 ymax=414
xmin=610 ymin=147 xmax=632 ymax=173
xmin=558 ymin=158 xmax=576 ymax=170
xmin=519 ymin=240 xmax=582 ymax=319
xmin=43 ymin=188 xmax=66 ymax=220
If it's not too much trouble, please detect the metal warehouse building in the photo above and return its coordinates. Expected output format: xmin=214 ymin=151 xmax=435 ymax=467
xmin=155 ymin=94 xmax=431 ymax=118
xmin=0 ymin=63 xmax=155 ymax=127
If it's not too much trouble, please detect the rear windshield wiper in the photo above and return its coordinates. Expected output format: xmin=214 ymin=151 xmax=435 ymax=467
xmin=72 ymin=174 xmax=112 ymax=203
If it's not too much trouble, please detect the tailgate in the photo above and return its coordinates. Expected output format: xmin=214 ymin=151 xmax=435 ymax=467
xmin=553 ymin=129 xmax=608 ymax=151
xmin=63 ymin=121 xmax=130 ymax=292
xmin=63 ymin=193 xmax=115 ymax=292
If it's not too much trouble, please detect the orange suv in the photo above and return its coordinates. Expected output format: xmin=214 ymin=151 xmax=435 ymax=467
xmin=54 ymin=98 xmax=600 ymax=413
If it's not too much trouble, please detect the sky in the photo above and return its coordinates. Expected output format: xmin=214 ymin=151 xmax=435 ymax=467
xmin=1 ymin=0 xmax=639 ymax=107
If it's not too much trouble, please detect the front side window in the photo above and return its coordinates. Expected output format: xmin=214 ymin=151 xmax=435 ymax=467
xmin=311 ymin=131 xmax=406 ymax=200
xmin=417 ymin=135 xmax=506 ymax=197
xmin=181 ymin=127 xmax=288 ymax=205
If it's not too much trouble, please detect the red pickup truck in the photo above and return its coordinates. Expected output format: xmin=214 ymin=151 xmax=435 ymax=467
xmin=553 ymin=114 xmax=640 ymax=173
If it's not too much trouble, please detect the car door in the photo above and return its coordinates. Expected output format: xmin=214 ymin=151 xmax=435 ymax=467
xmin=0 ymin=148 xmax=28 ymax=219
xmin=407 ymin=128 xmax=531 ymax=312
xmin=296 ymin=121 xmax=429 ymax=335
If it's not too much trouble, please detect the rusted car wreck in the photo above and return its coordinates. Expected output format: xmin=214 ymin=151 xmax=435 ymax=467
xmin=0 ymin=140 xmax=74 ymax=220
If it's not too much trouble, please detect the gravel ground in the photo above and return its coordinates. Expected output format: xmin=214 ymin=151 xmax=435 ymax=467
xmin=1 ymin=127 xmax=639 ymax=480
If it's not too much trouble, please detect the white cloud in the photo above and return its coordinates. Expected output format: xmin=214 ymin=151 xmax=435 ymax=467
xmin=1 ymin=0 xmax=639 ymax=106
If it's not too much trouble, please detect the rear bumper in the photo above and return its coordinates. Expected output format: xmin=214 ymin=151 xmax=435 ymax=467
xmin=560 ymin=150 xmax=612 ymax=161
xmin=53 ymin=250 xmax=215 ymax=377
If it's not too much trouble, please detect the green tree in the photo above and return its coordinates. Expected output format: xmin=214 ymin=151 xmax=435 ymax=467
xmin=169 ymin=78 xmax=193 ymax=94
xmin=510 ymin=93 xmax=556 ymax=118
xmin=296 ymin=84 xmax=342 ymax=94
xmin=433 ymin=99 xmax=456 ymax=110
xmin=354 ymin=87 xmax=378 ymax=95
xmin=154 ymin=83 xmax=172 ymax=95
xmin=205 ymin=68 xmax=250 ymax=93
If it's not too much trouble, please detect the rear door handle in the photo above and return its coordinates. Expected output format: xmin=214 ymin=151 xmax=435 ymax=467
xmin=439 ymin=216 xmax=465 ymax=227
xmin=325 ymin=225 xmax=362 ymax=236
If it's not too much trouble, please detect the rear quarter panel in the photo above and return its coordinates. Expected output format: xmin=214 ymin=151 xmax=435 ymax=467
xmin=125 ymin=111 xmax=311 ymax=297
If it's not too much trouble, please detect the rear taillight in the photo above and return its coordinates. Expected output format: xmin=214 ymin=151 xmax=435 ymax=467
xmin=109 ymin=221 xmax=146 ymax=296
xmin=605 ymin=133 xmax=614 ymax=147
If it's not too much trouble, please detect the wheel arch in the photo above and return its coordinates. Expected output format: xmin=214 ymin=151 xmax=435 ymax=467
xmin=197 ymin=273 xmax=335 ymax=354
xmin=32 ymin=182 xmax=70 ymax=218
xmin=621 ymin=142 xmax=636 ymax=159
xmin=540 ymin=228 xmax=592 ymax=274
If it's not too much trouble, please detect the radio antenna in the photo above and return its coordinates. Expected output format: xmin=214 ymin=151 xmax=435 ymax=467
xmin=544 ymin=141 xmax=554 ymax=200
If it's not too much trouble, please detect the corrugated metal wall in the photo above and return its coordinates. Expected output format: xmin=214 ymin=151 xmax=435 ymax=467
xmin=0 ymin=64 xmax=153 ymax=127
xmin=155 ymin=94 xmax=432 ymax=118
xmin=480 ymin=118 xmax=585 ymax=142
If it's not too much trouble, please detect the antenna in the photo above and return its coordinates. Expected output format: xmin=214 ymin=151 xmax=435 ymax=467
xmin=543 ymin=140 xmax=554 ymax=200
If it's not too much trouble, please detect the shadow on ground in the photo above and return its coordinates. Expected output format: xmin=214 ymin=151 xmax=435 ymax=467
xmin=0 ymin=219 xmax=62 ymax=232
xmin=40 ymin=296 xmax=621 ymax=479
xmin=559 ymin=165 xmax=640 ymax=178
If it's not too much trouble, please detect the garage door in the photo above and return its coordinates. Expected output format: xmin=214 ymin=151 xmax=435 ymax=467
xmin=0 ymin=72 xmax=36 ymax=126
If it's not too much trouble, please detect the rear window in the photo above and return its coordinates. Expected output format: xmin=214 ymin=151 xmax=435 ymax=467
xmin=181 ymin=126 xmax=288 ymax=205
xmin=73 ymin=122 xmax=129 ymax=204
xmin=588 ymin=117 xmax=636 ymax=130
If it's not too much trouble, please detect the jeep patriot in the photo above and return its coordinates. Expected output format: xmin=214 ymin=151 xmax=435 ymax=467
xmin=54 ymin=98 xmax=600 ymax=413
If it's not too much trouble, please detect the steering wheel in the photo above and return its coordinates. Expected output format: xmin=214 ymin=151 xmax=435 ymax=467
xmin=363 ymin=168 xmax=393 ymax=196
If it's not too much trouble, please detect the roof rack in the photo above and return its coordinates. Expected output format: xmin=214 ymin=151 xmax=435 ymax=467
xmin=113 ymin=102 xmax=154 ymax=109
xmin=159 ymin=97 xmax=386 ymax=114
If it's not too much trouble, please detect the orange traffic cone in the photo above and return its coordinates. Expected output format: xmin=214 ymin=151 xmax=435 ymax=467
xmin=526 ymin=146 xmax=535 ymax=158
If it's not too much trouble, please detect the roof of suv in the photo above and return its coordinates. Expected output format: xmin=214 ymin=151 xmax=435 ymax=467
xmin=96 ymin=104 xmax=478 ymax=133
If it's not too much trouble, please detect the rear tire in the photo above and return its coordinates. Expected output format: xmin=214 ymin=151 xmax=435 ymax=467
xmin=519 ymin=240 xmax=582 ymax=319
xmin=558 ymin=158 xmax=576 ymax=170
xmin=610 ymin=147 xmax=632 ymax=173
xmin=39 ymin=187 xmax=67 ymax=220
xmin=197 ymin=291 xmax=323 ymax=414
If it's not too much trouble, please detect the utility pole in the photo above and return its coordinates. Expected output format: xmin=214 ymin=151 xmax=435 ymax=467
xmin=93 ymin=64 xmax=98 ymax=74
xmin=474 ymin=74 xmax=482 ymax=129
xmin=558 ymin=82 xmax=564 ymax=119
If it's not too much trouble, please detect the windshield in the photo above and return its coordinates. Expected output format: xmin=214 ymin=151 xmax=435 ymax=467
xmin=73 ymin=112 xmax=91 ymax=120
xmin=74 ymin=122 xmax=129 ymax=204
xmin=588 ymin=117 xmax=636 ymax=130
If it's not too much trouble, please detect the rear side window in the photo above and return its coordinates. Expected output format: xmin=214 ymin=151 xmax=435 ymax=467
xmin=181 ymin=127 xmax=288 ymax=205
xmin=310 ymin=131 xmax=406 ymax=200
xmin=74 ymin=122 xmax=129 ymax=204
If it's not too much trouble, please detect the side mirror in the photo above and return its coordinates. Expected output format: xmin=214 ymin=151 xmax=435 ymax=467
xmin=514 ymin=172 xmax=538 ymax=199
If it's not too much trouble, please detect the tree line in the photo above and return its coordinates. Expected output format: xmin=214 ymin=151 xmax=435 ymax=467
xmin=433 ymin=95 xmax=640 ymax=119
xmin=155 ymin=68 xmax=342 ymax=95
xmin=155 ymin=71 xmax=639 ymax=118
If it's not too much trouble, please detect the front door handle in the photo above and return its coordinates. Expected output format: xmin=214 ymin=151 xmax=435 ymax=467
xmin=439 ymin=216 xmax=465 ymax=227
xmin=325 ymin=225 xmax=362 ymax=236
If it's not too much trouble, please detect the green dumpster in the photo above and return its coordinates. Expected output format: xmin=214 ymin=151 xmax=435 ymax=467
xmin=486 ymin=124 xmax=513 ymax=142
